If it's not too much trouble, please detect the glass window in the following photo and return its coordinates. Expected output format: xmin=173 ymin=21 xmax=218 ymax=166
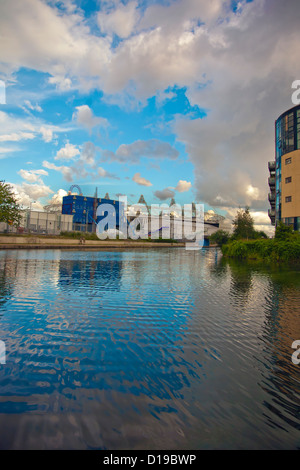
xmin=285 ymin=196 xmax=292 ymax=203
xmin=285 ymin=176 xmax=292 ymax=183
xmin=285 ymin=157 xmax=292 ymax=164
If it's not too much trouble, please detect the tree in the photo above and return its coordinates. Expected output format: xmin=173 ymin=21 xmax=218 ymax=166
xmin=253 ymin=230 xmax=268 ymax=239
xmin=275 ymin=221 xmax=293 ymax=240
xmin=210 ymin=229 xmax=230 ymax=246
xmin=0 ymin=181 xmax=22 ymax=227
xmin=232 ymin=206 xmax=255 ymax=240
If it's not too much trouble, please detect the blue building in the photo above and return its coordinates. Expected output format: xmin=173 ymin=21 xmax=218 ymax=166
xmin=62 ymin=186 xmax=125 ymax=233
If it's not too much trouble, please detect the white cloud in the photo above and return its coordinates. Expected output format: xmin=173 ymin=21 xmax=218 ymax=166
xmin=0 ymin=111 xmax=38 ymax=143
xmin=132 ymin=172 xmax=152 ymax=187
xmin=20 ymin=182 xmax=53 ymax=200
xmin=47 ymin=188 xmax=68 ymax=205
xmin=1 ymin=0 xmax=300 ymax=222
xmin=0 ymin=0 xmax=112 ymax=91
xmin=80 ymin=141 xmax=97 ymax=167
xmin=0 ymin=132 xmax=35 ymax=142
xmin=0 ymin=146 xmax=21 ymax=158
xmin=97 ymin=167 xmax=119 ymax=179
xmin=18 ymin=168 xmax=48 ymax=183
xmin=40 ymin=126 xmax=53 ymax=143
xmin=48 ymin=76 xmax=72 ymax=91
xmin=43 ymin=160 xmax=75 ymax=182
xmin=154 ymin=188 xmax=175 ymax=200
xmin=102 ymin=139 xmax=179 ymax=163
xmin=73 ymin=105 xmax=109 ymax=134
xmin=9 ymin=181 xmax=53 ymax=207
xmin=54 ymin=142 xmax=80 ymax=161
xmin=97 ymin=1 xmax=139 ymax=39
xmin=23 ymin=100 xmax=42 ymax=112
xmin=175 ymin=180 xmax=192 ymax=193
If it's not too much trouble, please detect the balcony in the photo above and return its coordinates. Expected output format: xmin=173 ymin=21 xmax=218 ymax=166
xmin=268 ymin=192 xmax=275 ymax=203
xmin=268 ymin=161 xmax=276 ymax=172
xmin=268 ymin=177 xmax=276 ymax=187
xmin=268 ymin=209 xmax=276 ymax=218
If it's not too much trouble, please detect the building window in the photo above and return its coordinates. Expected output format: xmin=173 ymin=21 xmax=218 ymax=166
xmin=285 ymin=157 xmax=292 ymax=164
xmin=285 ymin=176 xmax=292 ymax=183
xmin=285 ymin=196 xmax=292 ymax=203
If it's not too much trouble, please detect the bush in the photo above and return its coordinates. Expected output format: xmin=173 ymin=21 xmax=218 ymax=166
xmin=221 ymin=237 xmax=300 ymax=263
xmin=275 ymin=221 xmax=294 ymax=241
xmin=210 ymin=230 xmax=231 ymax=246
xmin=60 ymin=231 xmax=99 ymax=240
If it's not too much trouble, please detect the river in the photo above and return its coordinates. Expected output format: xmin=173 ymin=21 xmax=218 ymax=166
xmin=0 ymin=248 xmax=299 ymax=449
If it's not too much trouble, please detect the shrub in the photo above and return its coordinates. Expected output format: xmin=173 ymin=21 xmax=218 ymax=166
xmin=221 ymin=238 xmax=300 ymax=263
xmin=210 ymin=230 xmax=231 ymax=246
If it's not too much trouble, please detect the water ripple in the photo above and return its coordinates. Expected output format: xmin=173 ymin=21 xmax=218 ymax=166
xmin=0 ymin=248 xmax=299 ymax=449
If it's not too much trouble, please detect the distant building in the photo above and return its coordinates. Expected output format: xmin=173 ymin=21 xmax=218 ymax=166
xmin=269 ymin=105 xmax=300 ymax=229
xmin=62 ymin=188 xmax=125 ymax=233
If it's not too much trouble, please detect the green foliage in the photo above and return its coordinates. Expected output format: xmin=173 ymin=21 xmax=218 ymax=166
xmin=60 ymin=231 xmax=99 ymax=240
xmin=0 ymin=181 xmax=22 ymax=227
xmin=221 ymin=238 xmax=300 ymax=263
xmin=252 ymin=230 xmax=268 ymax=239
xmin=210 ymin=229 xmax=230 ymax=246
xmin=232 ymin=206 xmax=255 ymax=240
xmin=275 ymin=221 xmax=294 ymax=240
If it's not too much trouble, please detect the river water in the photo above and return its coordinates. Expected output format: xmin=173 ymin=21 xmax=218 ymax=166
xmin=0 ymin=248 xmax=299 ymax=449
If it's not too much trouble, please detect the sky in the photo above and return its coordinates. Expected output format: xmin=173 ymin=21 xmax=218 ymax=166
xmin=1 ymin=0 xmax=300 ymax=234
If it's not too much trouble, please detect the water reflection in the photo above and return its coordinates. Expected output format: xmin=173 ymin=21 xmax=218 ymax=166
xmin=0 ymin=248 xmax=299 ymax=449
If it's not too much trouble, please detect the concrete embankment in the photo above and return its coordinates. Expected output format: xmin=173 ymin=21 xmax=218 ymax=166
xmin=0 ymin=236 xmax=185 ymax=250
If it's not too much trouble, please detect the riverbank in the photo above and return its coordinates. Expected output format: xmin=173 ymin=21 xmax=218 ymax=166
xmin=0 ymin=235 xmax=185 ymax=249
xmin=221 ymin=238 xmax=300 ymax=263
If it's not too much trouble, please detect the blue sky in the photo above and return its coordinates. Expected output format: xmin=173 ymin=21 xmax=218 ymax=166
xmin=1 ymin=0 xmax=299 ymax=233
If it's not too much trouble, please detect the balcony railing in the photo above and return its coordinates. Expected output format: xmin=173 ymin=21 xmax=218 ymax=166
xmin=268 ymin=192 xmax=275 ymax=202
xmin=268 ymin=177 xmax=276 ymax=187
xmin=268 ymin=209 xmax=276 ymax=218
xmin=268 ymin=161 xmax=276 ymax=172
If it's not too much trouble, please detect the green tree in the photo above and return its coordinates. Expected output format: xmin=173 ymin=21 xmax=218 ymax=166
xmin=232 ymin=206 xmax=255 ymax=240
xmin=210 ymin=229 xmax=230 ymax=246
xmin=275 ymin=221 xmax=294 ymax=240
xmin=0 ymin=181 xmax=22 ymax=227
xmin=253 ymin=230 xmax=268 ymax=239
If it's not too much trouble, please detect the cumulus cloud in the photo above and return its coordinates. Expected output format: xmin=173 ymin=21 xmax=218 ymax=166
xmin=73 ymin=105 xmax=109 ymax=134
xmin=132 ymin=172 xmax=152 ymax=187
xmin=47 ymin=188 xmax=68 ymax=205
xmin=8 ymin=182 xmax=50 ymax=209
xmin=40 ymin=126 xmax=53 ymax=143
xmin=48 ymin=76 xmax=72 ymax=91
xmin=102 ymin=139 xmax=179 ymax=163
xmin=80 ymin=141 xmax=97 ymax=167
xmin=43 ymin=157 xmax=117 ymax=182
xmin=97 ymin=1 xmax=139 ymax=39
xmin=43 ymin=160 xmax=75 ymax=182
xmin=18 ymin=168 xmax=48 ymax=183
xmin=175 ymin=180 xmax=192 ymax=193
xmin=54 ymin=142 xmax=80 ymax=161
xmin=154 ymin=188 xmax=176 ymax=201
xmin=20 ymin=182 xmax=53 ymax=200
xmin=1 ymin=0 xmax=300 ymax=223
xmin=11 ymin=169 xmax=53 ymax=208
xmin=97 ymin=167 xmax=119 ymax=179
